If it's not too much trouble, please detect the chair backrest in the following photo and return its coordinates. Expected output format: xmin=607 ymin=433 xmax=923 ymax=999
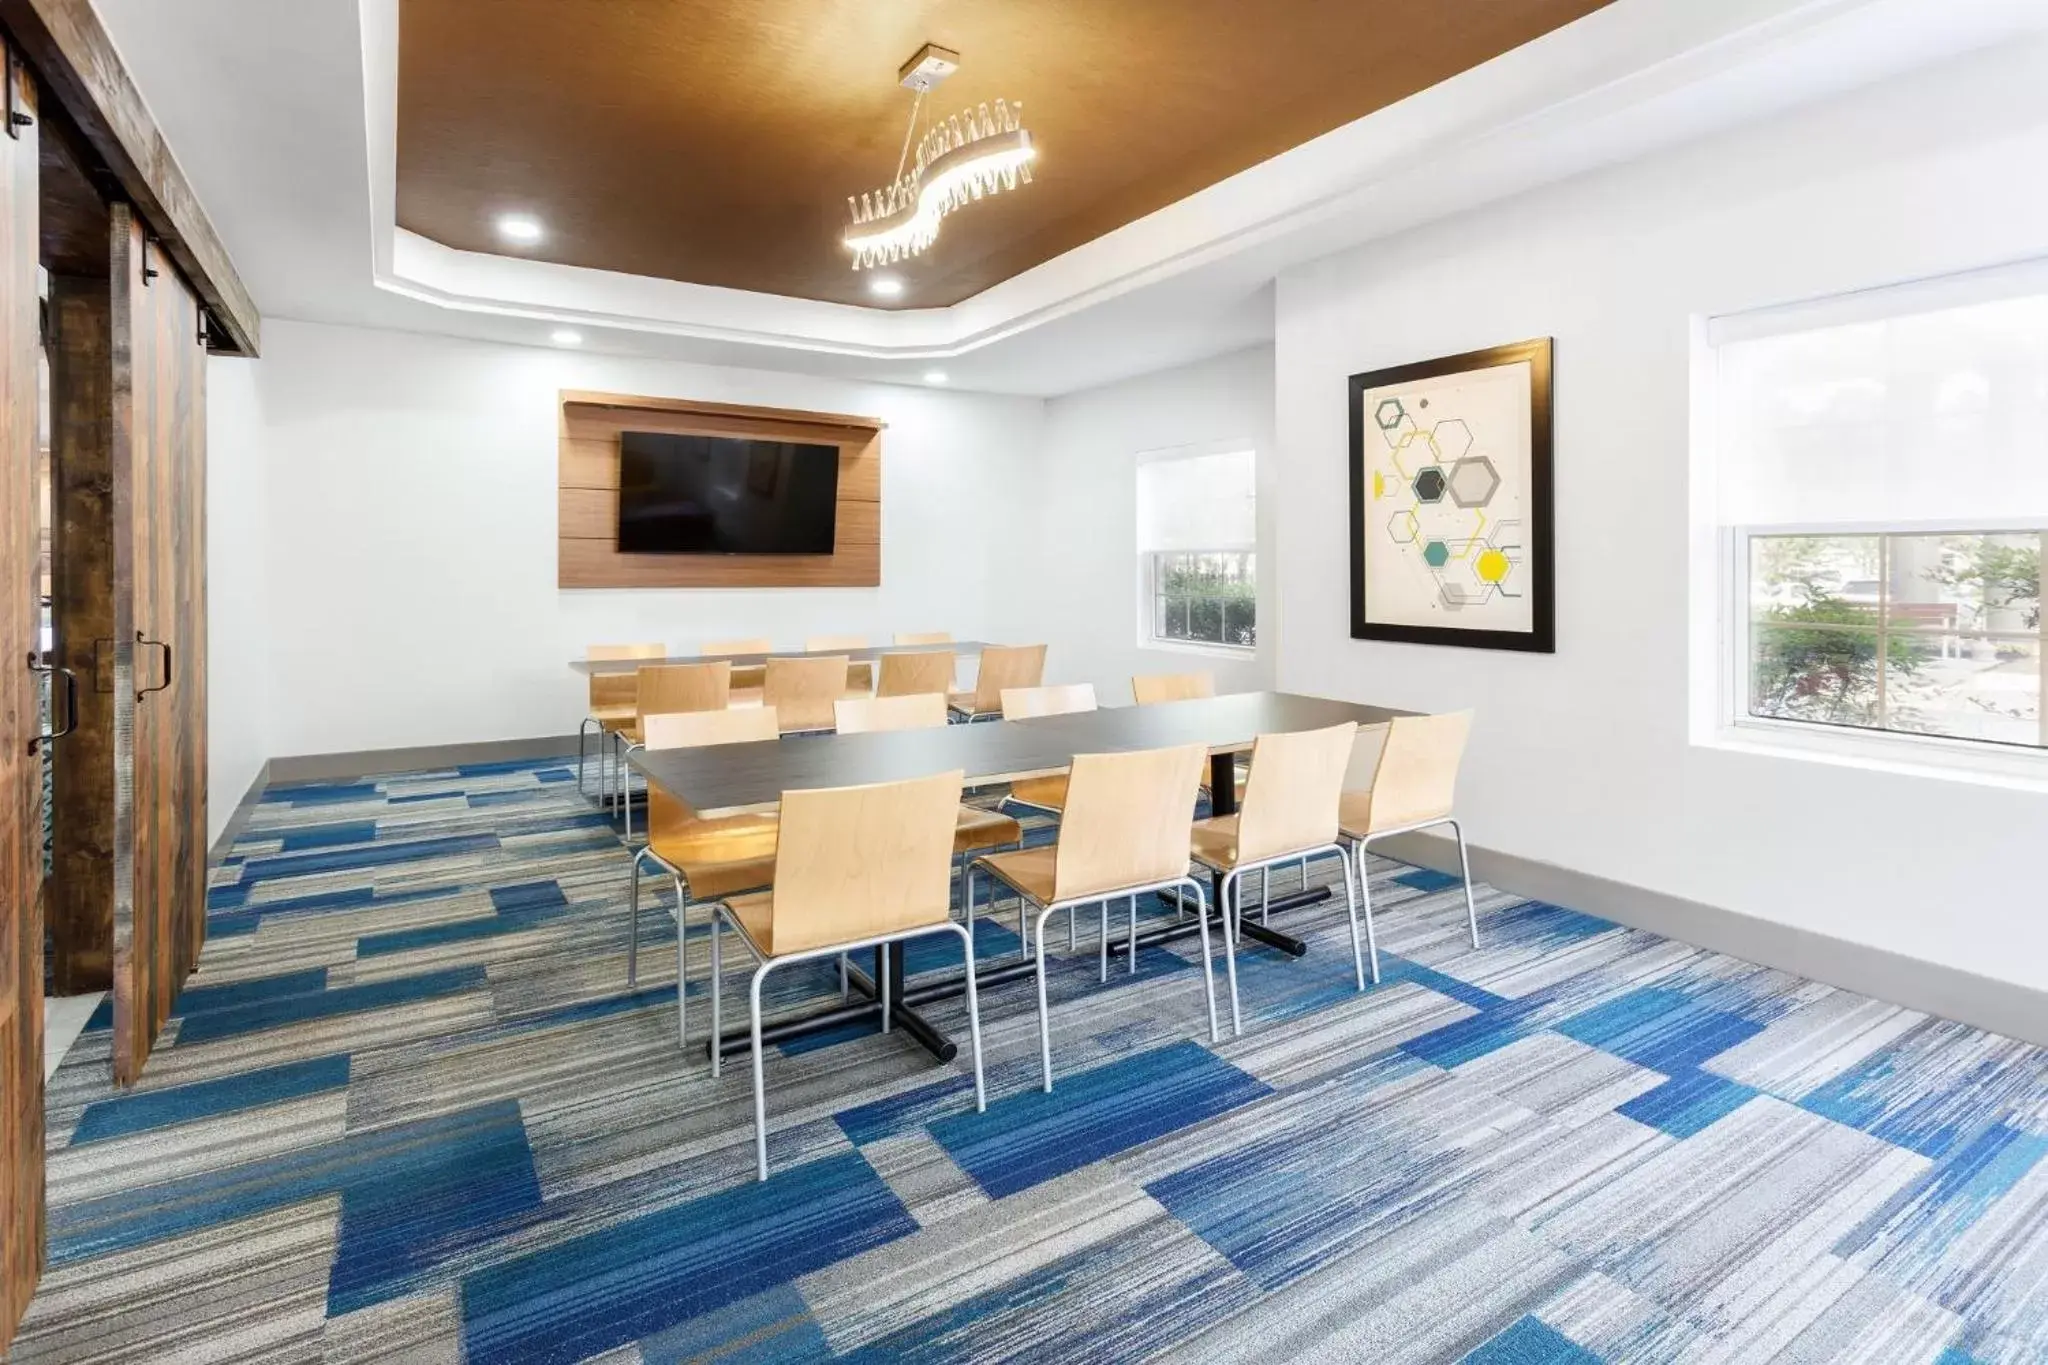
xmin=1000 ymin=682 xmax=1096 ymax=721
xmin=635 ymin=661 xmax=731 ymax=723
xmin=893 ymin=631 xmax=952 ymax=645
xmin=641 ymin=706 xmax=781 ymax=840
xmin=1356 ymin=711 xmax=1471 ymax=833
xmin=702 ymin=637 xmax=773 ymax=658
xmin=835 ymin=692 xmax=947 ymax=734
xmin=641 ymin=705 xmax=781 ymax=751
xmin=586 ymin=643 xmax=666 ymax=709
xmin=1052 ymin=744 xmax=1208 ymax=902
xmin=876 ymin=649 xmax=956 ymax=698
xmin=1131 ymin=672 xmax=1215 ymax=706
xmin=805 ymin=633 xmax=869 ymax=653
xmin=769 ymin=769 xmax=966 ymax=953
xmin=764 ymin=655 xmax=851 ymax=732
xmin=589 ymin=642 xmax=666 ymax=661
xmin=1234 ymin=721 xmax=1360 ymax=863
xmin=967 ymin=643 xmax=1047 ymax=712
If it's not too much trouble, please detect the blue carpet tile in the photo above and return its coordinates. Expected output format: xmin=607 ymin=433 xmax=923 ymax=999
xmin=15 ymin=755 xmax=2048 ymax=1363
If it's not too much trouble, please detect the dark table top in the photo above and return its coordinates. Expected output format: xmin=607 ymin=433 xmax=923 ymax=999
xmin=630 ymin=690 xmax=1414 ymax=815
xmin=571 ymin=640 xmax=990 ymax=675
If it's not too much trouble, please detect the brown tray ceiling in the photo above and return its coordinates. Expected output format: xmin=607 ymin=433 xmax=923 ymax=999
xmin=396 ymin=0 xmax=1612 ymax=309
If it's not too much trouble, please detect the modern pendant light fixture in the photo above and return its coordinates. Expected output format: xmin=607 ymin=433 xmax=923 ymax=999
xmin=844 ymin=44 xmax=1035 ymax=272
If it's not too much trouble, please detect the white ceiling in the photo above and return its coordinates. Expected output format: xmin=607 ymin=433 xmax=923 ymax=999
xmin=91 ymin=0 xmax=2048 ymax=396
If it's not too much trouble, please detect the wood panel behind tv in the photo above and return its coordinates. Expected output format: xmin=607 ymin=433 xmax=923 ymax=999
xmin=557 ymin=391 xmax=882 ymax=589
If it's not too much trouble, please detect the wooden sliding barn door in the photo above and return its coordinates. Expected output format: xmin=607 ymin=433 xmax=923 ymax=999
xmin=108 ymin=202 xmax=207 ymax=1084
xmin=0 ymin=38 xmax=45 ymax=1347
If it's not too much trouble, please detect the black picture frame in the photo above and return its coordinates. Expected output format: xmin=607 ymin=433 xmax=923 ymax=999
xmin=1347 ymin=337 xmax=1555 ymax=654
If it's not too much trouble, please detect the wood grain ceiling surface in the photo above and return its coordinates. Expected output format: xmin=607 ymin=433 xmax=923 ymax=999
xmin=396 ymin=0 xmax=1612 ymax=308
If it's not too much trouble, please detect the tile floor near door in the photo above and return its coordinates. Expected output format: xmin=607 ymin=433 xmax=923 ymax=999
xmin=14 ymin=756 xmax=2048 ymax=1363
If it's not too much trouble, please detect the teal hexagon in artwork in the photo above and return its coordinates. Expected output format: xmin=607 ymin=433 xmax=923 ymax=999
xmin=1375 ymin=399 xmax=1406 ymax=431
xmin=1413 ymin=466 xmax=1448 ymax=503
xmin=1422 ymin=539 xmax=1451 ymax=569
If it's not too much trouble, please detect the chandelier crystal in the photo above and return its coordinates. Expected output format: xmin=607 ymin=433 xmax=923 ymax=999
xmin=845 ymin=52 xmax=1034 ymax=272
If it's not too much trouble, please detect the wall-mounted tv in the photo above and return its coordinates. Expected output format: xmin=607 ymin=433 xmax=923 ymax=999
xmin=616 ymin=431 xmax=840 ymax=555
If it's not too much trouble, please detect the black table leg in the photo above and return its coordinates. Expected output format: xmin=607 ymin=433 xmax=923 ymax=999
xmin=708 ymin=940 xmax=963 ymax=1063
xmin=1208 ymin=751 xmax=1239 ymax=816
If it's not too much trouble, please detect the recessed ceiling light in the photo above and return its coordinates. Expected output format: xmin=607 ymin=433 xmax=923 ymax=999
xmin=869 ymin=276 xmax=904 ymax=299
xmin=496 ymin=214 xmax=544 ymax=245
xmin=551 ymin=329 xmax=582 ymax=346
xmin=923 ymin=370 xmax=948 ymax=385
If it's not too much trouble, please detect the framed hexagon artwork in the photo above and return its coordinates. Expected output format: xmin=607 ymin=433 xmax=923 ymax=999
xmin=1348 ymin=338 xmax=1555 ymax=653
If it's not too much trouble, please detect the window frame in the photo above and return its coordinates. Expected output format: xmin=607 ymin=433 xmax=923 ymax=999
xmin=1144 ymin=547 xmax=1258 ymax=656
xmin=1134 ymin=442 xmax=1259 ymax=658
xmin=1725 ymin=516 xmax=2048 ymax=775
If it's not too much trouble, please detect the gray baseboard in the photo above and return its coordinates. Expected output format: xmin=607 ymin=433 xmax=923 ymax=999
xmin=208 ymin=760 xmax=271 ymax=867
xmin=1375 ymin=830 xmax=2048 ymax=1051
xmin=267 ymin=734 xmax=584 ymax=784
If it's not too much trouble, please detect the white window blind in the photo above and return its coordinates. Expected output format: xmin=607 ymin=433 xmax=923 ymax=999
xmin=1716 ymin=290 xmax=2048 ymax=527
xmin=1136 ymin=449 xmax=1256 ymax=551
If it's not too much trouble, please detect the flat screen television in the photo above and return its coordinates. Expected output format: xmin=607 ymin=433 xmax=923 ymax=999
xmin=615 ymin=431 xmax=841 ymax=555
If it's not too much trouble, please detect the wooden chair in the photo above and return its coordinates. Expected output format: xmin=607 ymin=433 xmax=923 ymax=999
xmin=703 ymin=636 xmax=774 ymax=692
xmin=764 ymin=655 xmax=851 ymax=733
xmin=835 ymin=691 xmax=1023 ymax=866
xmin=1339 ymin=712 xmax=1478 ymax=983
xmin=709 ymin=768 xmax=986 ymax=1180
xmin=702 ymin=636 xmax=773 ymax=656
xmin=627 ymin=705 xmax=783 ymax=1050
xmin=1189 ymin=721 xmax=1365 ymax=1032
xmin=968 ymin=743 xmax=1215 ymax=1090
xmin=1131 ymin=671 xmax=1215 ymax=705
xmin=614 ymin=661 xmax=733 ymax=840
xmin=876 ymin=649 xmax=956 ymax=698
xmin=894 ymin=631 xmax=952 ymax=645
xmin=580 ymin=643 xmax=666 ymax=801
xmin=947 ymin=642 xmax=1047 ymax=722
xmin=1000 ymin=683 xmax=1098 ymax=816
xmin=806 ymin=634 xmax=873 ymax=690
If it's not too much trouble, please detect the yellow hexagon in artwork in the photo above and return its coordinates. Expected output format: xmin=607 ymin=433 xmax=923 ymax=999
xmin=1476 ymin=549 xmax=1511 ymax=584
xmin=1372 ymin=470 xmax=1385 ymax=500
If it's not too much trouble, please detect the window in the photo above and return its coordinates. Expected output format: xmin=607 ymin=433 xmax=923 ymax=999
xmin=1714 ymin=274 xmax=2048 ymax=757
xmin=1136 ymin=448 xmax=1256 ymax=651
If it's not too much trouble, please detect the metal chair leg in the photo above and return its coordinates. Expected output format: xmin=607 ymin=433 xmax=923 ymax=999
xmin=577 ymin=717 xmax=595 ymax=796
xmin=709 ymin=912 xmax=724 ymax=1079
xmin=839 ymin=953 xmax=850 ymax=1002
xmin=626 ymin=851 xmax=642 ymax=987
xmin=1189 ymin=878 xmax=1219 ymax=1043
xmin=1219 ymin=870 xmax=1242 ymax=1036
xmin=750 ymin=964 xmax=771 ymax=1181
xmin=880 ymin=944 xmax=892 ymax=1035
xmin=1260 ymin=866 xmax=1270 ymax=924
xmin=1127 ymin=895 xmax=1138 ymax=975
xmin=1356 ymin=842 xmax=1381 ymax=984
xmin=1337 ymin=849 xmax=1366 ymax=991
xmin=954 ymin=922 xmax=987 ymax=1112
xmin=1450 ymin=818 xmax=1481 ymax=948
xmin=671 ymin=873 xmax=690 ymax=1038
xmin=1098 ymin=901 xmax=1109 ymax=983
xmin=1033 ymin=904 xmax=1057 ymax=1092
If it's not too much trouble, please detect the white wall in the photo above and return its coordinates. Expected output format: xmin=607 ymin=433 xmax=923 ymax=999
xmin=1022 ymin=345 xmax=1277 ymax=702
xmin=1274 ymin=39 xmax=2048 ymax=994
xmin=205 ymin=354 xmax=272 ymax=842
xmin=248 ymin=320 xmax=1044 ymax=758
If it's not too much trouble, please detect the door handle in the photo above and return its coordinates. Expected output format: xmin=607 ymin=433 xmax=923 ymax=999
xmin=136 ymin=630 xmax=172 ymax=701
xmin=27 ymin=653 xmax=78 ymax=754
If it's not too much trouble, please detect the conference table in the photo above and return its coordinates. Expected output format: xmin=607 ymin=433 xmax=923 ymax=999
xmin=629 ymin=691 xmax=1414 ymax=1062
xmin=569 ymin=640 xmax=994 ymax=675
